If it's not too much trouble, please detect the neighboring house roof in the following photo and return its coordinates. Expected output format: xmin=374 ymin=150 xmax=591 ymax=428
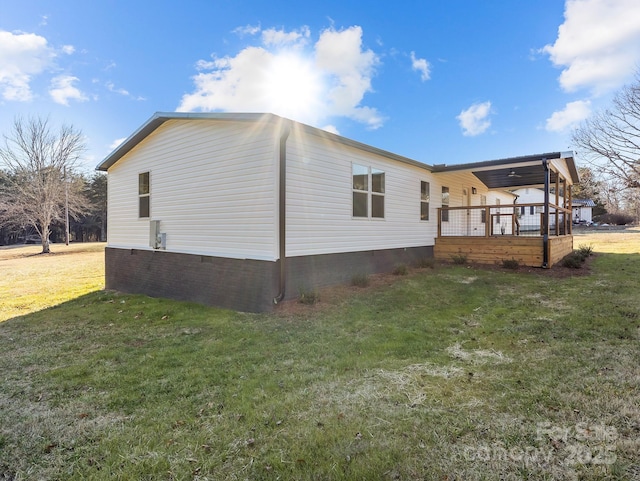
xmin=572 ymin=199 xmax=596 ymax=207
xmin=96 ymin=112 xmax=432 ymax=173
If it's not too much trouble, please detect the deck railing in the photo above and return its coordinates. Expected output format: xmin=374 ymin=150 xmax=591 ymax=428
xmin=437 ymin=203 xmax=572 ymax=238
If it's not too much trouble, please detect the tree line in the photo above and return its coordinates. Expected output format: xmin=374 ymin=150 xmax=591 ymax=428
xmin=0 ymin=117 xmax=106 ymax=252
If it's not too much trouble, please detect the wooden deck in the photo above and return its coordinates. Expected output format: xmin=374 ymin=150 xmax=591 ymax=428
xmin=434 ymin=235 xmax=573 ymax=267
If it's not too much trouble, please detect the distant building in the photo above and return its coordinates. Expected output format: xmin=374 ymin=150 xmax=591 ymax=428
xmin=572 ymin=199 xmax=596 ymax=224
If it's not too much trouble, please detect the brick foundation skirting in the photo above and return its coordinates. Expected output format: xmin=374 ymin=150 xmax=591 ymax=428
xmin=105 ymin=245 xmax=434 ymax=312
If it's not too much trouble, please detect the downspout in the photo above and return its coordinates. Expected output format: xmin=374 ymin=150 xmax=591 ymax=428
xmin=273 ymin=122 xmax=291 ymax=304
xmin=542 ymin=158 xmax=550 ymax=268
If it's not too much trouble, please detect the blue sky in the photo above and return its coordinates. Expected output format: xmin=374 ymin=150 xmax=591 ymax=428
xmin=2 ymin=0 xmax=640 ymax=172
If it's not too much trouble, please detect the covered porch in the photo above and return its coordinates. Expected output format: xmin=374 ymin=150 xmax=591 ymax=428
xmin=432 ymin=152 xmax=579 ymax=268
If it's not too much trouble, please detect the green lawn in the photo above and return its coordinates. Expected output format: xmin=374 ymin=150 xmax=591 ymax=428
xmin=1 ymin=233 xmax=639 ymax=480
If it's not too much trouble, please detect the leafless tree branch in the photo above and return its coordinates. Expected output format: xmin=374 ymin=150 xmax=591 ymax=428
xmin=0 ymin=116 xmax=87 ymax=253
xmin=573 ymin=72 xmax=640 ymax=190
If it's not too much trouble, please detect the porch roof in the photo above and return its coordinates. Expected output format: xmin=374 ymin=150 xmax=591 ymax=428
xmin=432 ymin=152 xmax=579 ymax=189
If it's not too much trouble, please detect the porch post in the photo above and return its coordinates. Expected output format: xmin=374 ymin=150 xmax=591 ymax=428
xmin=485 ymin=206 xmax=490 ymax=237
xmin=542 ymin=159 xmax=550 ymax=268
xmin=555 ymin=173 xmax=560 ymax=236
xmin=568 ymin=184 xmax=573 ymax=235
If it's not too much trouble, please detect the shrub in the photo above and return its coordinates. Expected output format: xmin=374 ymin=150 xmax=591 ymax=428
xmin=596 ymin=213 xmax=635 ymax=225
xmin=392 ymin=263 xmax=409 ymax=276
xmin=415 ymin=257 xmax=436 ymax=269
xmin=451 ymin=254 xmax=467 ymax=265
xmin=577 ymin=243 xmax=594 ymax=260
xmin=562 ymin=252 xmax=584 ymax=269
xmin=351 ymin=273 xmax=370 ymax=287
xmin=298 ymin=289 xmax=320 ymax=305
xmin=501 ymin=258 xmax=519 ymax=270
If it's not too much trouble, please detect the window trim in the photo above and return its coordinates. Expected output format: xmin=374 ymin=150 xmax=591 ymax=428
xmin=138 ymin=171 xmax=150 ymax=219
xmin=352 ymin=163 xmax=385 ymax=220
xmin=420 ymin=180 xmax=430 ymax=221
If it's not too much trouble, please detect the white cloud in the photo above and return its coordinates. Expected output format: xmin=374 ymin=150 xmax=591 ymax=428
xmin=233 ymin=24 xmax=261 ymax=37
xmin=105 ymin=81 xmax=145 ymax=101
xmin=322 ymin=124 xmax=340 ymax=135
xmin=0 ymin=30 xmax=54 ymax=101
xmin=178 ymin=25 xmax=383 ymax=129
xmin=62 ymin=45 xmax=75 ymax=55
xmin=109 ymin=137 xmax=127 ymax=150
xmin=106 ymin=82 xmax=129 ymax=96
xmin=543 ymin=0 xmax=640 ymax=94
xmin=410 ymin=51 xmax=430 ymax=81
xmin=457 ymin=101 xmax=492 ymax=136
xmin=545 ymin=99 xmax=591 ymax=132
xmin=262 ymin=26 xmax=310 ymax=47
xmin=49 ymin=75 xmax=88 ymax=105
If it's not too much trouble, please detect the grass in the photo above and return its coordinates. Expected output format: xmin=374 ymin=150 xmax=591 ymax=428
xmin=451 ymin=253 xmax=468 ymax=265
xmin=1 ymin=233 xmax=639 ymax=480
xmin=0 ymin=242 xmax=105 ymax=322
xmin=501 ymin=258 xmax=520 ymax=270
xmin=351 ymin=273 xmax=370 ymax=287
xmin=391 ymin=263 xmax=408 ymax=275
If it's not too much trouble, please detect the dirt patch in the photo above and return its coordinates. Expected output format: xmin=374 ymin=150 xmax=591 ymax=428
xmin=273 ymin=270 xmax=418 ymax=317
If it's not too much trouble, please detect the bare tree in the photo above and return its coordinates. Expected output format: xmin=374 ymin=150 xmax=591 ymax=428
xmin=573 ymin=72 xmax=640 ymax=189
xmin=0 ymin=116 xmax=87 ymax=253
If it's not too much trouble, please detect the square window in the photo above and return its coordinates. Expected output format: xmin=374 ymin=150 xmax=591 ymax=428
xmin=139 ymin=196 xmax=150 ymax=218
xmin=353 ymin=192 xmax=368 ymax=217
xmin=352 ymin=164 xmax=368 ymax=191
xmin=139 ymin=172 xmax=149 ymax=195
xmin=372 ymin=194 xmax=384 ymax=218
xmin=372 ymin=169 xmax=385 ymax=193
xmin=420 ymin=202 xmax=429 ymax=221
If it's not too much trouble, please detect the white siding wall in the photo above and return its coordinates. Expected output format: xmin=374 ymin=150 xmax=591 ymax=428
xmin=285 ymin=128 xmax=438 ymax=256
xmin=107 ymin=119 xmax=279 ymax=260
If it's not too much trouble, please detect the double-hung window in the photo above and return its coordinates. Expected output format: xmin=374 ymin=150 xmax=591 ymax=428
xmin=352 ymin=164 xmax=385 ymax=218
xmin=139 ymin=172 xmax=150 ymax=218
xmin=420 ymin=181 xmax=430 ymax=221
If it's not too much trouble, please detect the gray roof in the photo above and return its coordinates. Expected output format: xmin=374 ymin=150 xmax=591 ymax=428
xmin=96 ymin=112 xmax=579 ymax=190
xmin=572 ymin=199 xmax=596 ymax=207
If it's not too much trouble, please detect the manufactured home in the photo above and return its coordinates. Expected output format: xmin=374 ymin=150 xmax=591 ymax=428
xmin=97 ymin=112 xmax=579 ymax=312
